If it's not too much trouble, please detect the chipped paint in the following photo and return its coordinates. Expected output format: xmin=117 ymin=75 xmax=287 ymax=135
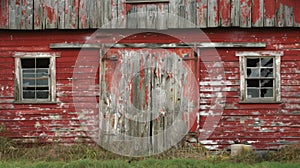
xmin=0 ymin=1 xmax=300 ymax=29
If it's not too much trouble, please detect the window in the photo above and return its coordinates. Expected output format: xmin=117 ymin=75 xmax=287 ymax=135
xmin=237 ymin=51 xmax=283 ymax=103
xmin=14 ymin=52 xmax=57 ymax=103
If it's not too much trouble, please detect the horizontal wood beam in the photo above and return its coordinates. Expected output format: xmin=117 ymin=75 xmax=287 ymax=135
xmin=125 ymin=0 xmax=170 ymax=3
xmin=50 ymin=42 xmax=266 ymax=49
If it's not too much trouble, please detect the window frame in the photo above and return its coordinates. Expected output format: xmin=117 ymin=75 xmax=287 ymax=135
xmin=14 ymin=52 xmax=58 ymax=104
xmin=236 ymin=51 xmax=283 ymax=103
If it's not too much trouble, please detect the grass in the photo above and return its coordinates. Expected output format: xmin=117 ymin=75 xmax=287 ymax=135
xmin=1 ymin=131 xmax=300 ymax=168
xmin=0 ymin=159 xmax=300 ymax=168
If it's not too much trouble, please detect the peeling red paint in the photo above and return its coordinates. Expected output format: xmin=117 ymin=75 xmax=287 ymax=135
xmin=219 ymin=0 xmax=230 ymax=26
xmin=0 ymin=0 xmax=8 ymax=28
xmin=264 ymin=0 xmax=276 ymax=19
xmin=252 ymin=0 xmax=262 ymax=25
xmin=45 ymin=6 xmax=56 ymax=24
xmin=276 ymin=0 xmax=300 ymax=24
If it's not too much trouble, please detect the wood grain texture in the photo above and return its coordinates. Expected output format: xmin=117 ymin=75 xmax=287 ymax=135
xmin=2 ymin=1 xmax=300 ymax=29
xmin=0 ymin=0 xmax=8 ymax=28
xmin=252 ymin=0 xmax=264 ymax=27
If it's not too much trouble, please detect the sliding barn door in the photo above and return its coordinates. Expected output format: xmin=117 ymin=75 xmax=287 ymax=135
xmin=99 ymin=48 xmax=198 ymax=156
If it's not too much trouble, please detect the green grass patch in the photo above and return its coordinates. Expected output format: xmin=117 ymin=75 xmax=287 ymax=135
xmin=0 ymin=159 xmax=300 ymax=168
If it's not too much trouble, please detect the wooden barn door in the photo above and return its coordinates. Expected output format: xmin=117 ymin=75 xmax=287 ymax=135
xmin=99 ymin=47 xmax=198 ymax=154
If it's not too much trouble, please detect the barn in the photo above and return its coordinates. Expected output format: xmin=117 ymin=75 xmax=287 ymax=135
xmin=0 ymin=0 xmax=299 ymax=156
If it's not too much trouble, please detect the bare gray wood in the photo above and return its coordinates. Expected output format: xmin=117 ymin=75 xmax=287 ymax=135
xmin=168 ymin=0 xmax=181 ymax=28
xmin=197 ymin=0 xmax=208 ymax=28
xmin=20 ymin=0 xmax=33 ymax=29
xmin=57 ymin=0 xmax=65 ymax=29
xmin=9 ymin=0 xmax=20 ymax=29
xmin=64 ymin=0 xmax=79 ymax=29
xmin=45 ymin=0 xmax=58 ymax=29
xmin=79 ymin=0 xmax=90 ymax=29
xmin=239 ymin=0 xmax=251 ymax=28
xmin=156 ymin=3 xmax=168 ymax=29
xmin=231 ymin=0 xmax=240 ymax=26
xmin=208 ymin=0 xmax=219 ymax=27
xmin=146 ymin=4 xmax=157 ymax=29
xmin=33 ymin=0 xmax=44 ymax=29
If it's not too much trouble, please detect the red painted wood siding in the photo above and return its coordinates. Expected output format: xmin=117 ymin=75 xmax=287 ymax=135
xmin=1 ymin=0 xmax=300 ymax=29
xmin=0 ymin=29 xmax=300 ymax=149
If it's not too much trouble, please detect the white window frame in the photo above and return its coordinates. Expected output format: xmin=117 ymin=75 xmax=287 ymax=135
xmin=236 ymin=51 xmax=283 ymax=103
xmin=14 ymin=52 xmax=58 ymax=103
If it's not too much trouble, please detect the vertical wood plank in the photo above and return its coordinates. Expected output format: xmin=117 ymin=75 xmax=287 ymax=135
xmin=117 ymin=0 xmax=126 ymax=28
xmin=33 ymin=0 xmax=44 ymax=29
xmin=79 ymin=0 xmax=89 ymax=28
xmin=126 ymin=4 xmax=137 ymax=28
xmin=197 ymin=0 xmax=207 ymax=28
xmin=45 ymin=0 xmax=58 ymax=29
xmin=168 ymin=0 xmax=182 ymax=28
xmin=156 ymin=3 xmax=168 ymax=29
xmin=111 ymin=0 xmax=118 ymax=28
xmin=219 ymin=0 xmax=231 ymax=27
xmin=239 ymin=0 xmax=251 ymax=27
xmin=252 ymin=0 xmax=264 ymax=27
xmin=178 ymin=0 xmax=186 ymax=28
xmin=146 ymin=4 xmax=157 ymax=29
xmin=0 ymin=0 xmax=9 ymax=28
xmin=207 ymin=0 xmax=219 ymax=27
xmin=294 ymin=1 xmax=300 ymax=27
xmin=231 ymin=0 xmax=240 ymax=26
xmin=20 ymin=0 xmax=33 ymax=29
xmin=89 ymin=0 xmax=101 ymax=28
xmin=9 ymin=0 xmax=21 ymax=29
xmin=187 ymin=0 xmax=197 ymax=27
xmin=263 ymin=0 xmax=276 ymax=26
xmin=57 ymin=0 xmax=65 ymax=29
xmin=64 ymin=0 xmax=79 ymax=29
xmin=102 ymin=0 xmax=112 ymax=28
xmin=137 ymin=4 xmax=147 ymax=28
xmin=283 ymin=3 xmax=293 ymax=27
xmin=275 ymin=0 xmax=294 ymax=27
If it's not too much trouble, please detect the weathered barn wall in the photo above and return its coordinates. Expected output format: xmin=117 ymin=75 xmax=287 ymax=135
xmin=0 ymin=28 xmax=299 ymax=149
xmin=0 ymin=0 xmax=300 ymax=29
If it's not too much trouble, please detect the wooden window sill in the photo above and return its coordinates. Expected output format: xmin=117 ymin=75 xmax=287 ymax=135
xmin=13 ymin=101 xmax=58 ymax=104
xmin=239 ymin=101 xmax=282 ymax=104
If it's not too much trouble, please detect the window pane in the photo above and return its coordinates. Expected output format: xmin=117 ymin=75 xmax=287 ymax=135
xmin=23 ymin=73 xmax=35 ymax=78
xmin=23 ymin=69 xmax=35 ymax=74
xmin=261 ymin=89 xmax=273 ymax=97
xmin=23 ymin=86 xmax=35 ymax=90
xmin=36 ymin=87 xmax=49 ymax=90
xmin=247 ymin=79 xmax=259 ymax=87
xmin=261 ymin=68 xmax=273 ymax=77
xmin=247 ymin=89 xmax=259 ymax=98
xmin=37 ymin=91 xmax=49 ymax=99
xmin=21 ymin=59 xmax=35 ymax=68
xmin=261 ymin=58 xmax=273 ymax=67
xmin=247 ymin=68 xmax=259 ymax=77
xmin=36 ymin=58 xmax=50 ymax=68
xmin=261 ymin=80 xmax=273 ymax=87
xmin=23 ymin=91 xmax=35 ymax=99
xmin=23 ymin=79 xmax=35 ymax=86
xmin=247 ymin=58 xmax=259 ymax=67
xmin=36 ymin=79 xmax=48 ymax=85
xmin=36 ymin=70 xmax=49 ymax=78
